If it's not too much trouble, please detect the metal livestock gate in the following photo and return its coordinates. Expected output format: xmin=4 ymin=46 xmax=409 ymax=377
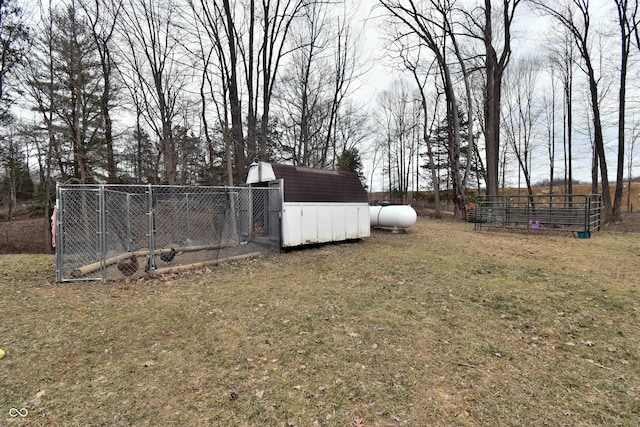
xmin=55 ymin=184 xmax=282 ymax=282
xmin=472 ymin=194 xmax=601 ymax=237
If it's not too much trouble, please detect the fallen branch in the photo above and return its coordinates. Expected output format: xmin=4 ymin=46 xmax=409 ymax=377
xmin=70 ymin=241 xmax=238 ymax=277
xmin=152 ymin=252 xmax=262 ymax=275
xmin=449 ymin=294 xmax=485 ymax=308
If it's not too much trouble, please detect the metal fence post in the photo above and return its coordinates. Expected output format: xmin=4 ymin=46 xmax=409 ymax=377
xmin=147 ymin=184 xmax=155 ymax=276
xmin=55 ymin=182 xmax=62 ymax=282
xmin=98 ymin=185 xmax=106 ymax=281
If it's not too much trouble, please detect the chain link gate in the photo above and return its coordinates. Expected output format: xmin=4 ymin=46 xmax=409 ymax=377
xmin=55 ymin=184 xmax=282 ymax=282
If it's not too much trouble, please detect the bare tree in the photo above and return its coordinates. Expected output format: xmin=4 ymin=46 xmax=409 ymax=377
xmin=407 ymin=59 xmax=442 ymax=218
xmin=501 ymin=56 xmax=543 ymax=198
xmin=189 ymin=0 xmax=308 ymax=182
xmin=24 ymin=0 xmax=58 ymax=243
xmin=0 ymin=0 xmax=30 ymax=222
xmin=545 ymin=30 xmax=577 ymax=195
xmin=276 ymin=2 xmax=331 ymax=167
xmin=529 ymin=0 xmax=613 ymax=222
xmin=188 ymin=0 xmax=237 ymax=184
xmin=461 ymin=0 xmax=522 ymax=196
xmin=189 ymin=13 xmax=229 ymax=185
xmin=81 ymin=0 xmax=122 ymax=183
xmin=377 ymin=79 xmax=420 ymax=203
xmin=119 ymin=0 xmax=190 ymax=185
xmin=271 ymin=1 xmax=364 ymax=169
xmin=322 ymin=8 xmax=364 ymax=169
xmin=255 ymin=0 xmax=308 ymax=162
xmin=540 ymin=65 xmax=559 ymax=195
xmin=627 ymin=115 xmax=640 ymax=211
xmin=378 ymin=0 xmax=467 ymax=217
xmin=613 ymin=0 xmax=638 ymax=219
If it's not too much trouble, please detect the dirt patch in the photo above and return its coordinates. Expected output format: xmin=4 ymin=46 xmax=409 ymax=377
xmin=600 ymin=210 xmax=640 ymax=233
xmin=0 ymin=217 xmax=52 ymax=254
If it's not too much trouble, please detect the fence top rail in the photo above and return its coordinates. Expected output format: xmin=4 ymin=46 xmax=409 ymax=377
xmin=477 ymin=194 xmax=600 ymax=200
xmin=56 ymin=183 xmax=256 ymax=191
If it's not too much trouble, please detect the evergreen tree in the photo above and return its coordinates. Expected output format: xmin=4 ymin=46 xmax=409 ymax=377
xmin=422 ymin=110 xmax=480 ymax=190
xmin=51 ymin=3 xmax=103 ymax=183
xmin=0 ymin=0 xmax=30 ymax=124
xmin=337 ymin=147 xmax=367 ymax=188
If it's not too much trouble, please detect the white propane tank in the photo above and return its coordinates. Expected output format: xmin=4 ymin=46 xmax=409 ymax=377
xmin=370 ymin=205 xmax=417 ymax=230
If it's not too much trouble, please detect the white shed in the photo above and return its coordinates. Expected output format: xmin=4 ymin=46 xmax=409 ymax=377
xmin=247 ymin=162 xmax=370 ymax=248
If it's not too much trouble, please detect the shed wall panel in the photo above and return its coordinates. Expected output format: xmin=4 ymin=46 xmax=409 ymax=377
xmin=301 ymin=205 xmax=319 ymax=244
xmin=282 ymin=203 xmax=370 ymax=247
xmin=331 ymin=206 xmax=347 ymax=241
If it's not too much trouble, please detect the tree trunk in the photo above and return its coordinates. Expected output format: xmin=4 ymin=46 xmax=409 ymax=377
xmin=222 ymin=0 xmax=245 ymax=183
xmin=585 ymin=64 xmax=613 ymax=222
xmin=484 ymin=2 xmax=500 ymax=197
xmin=612 ymin=0 xmax=633 ymax=221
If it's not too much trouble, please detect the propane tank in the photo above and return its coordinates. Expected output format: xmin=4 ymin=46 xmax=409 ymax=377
xmin=370 ymin=204 xmax=417 ymax=231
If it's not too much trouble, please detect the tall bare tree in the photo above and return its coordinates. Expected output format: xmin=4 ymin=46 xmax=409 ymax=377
xmin=529 ymin=0 xmax=613 ymax=222
xmin=377 ymin=79 xmax=420 ymax=202
xmin=545 ymin=30 xmax=577 ymax=195
xmin=476 ymin=0 xmax=522 ymax=197
xmin=188 ymin=0 xmax=237 ymax=184
xmin=0 ymin=0 xmax=30 ymax=222
xmin=277 ymin=1 xmax=330 ymax=167
xmin=407 ymin=59 xmax=442 ymax=218
xmin=119 ymin=0 xmax=189 ymax=185
xmin=626 ymin=115 xmax=640 ymax=211
xmin=24 ymin=0 xmax=58 ymax=249
xmin=256 ymin=0 xmax=308 ymax=162
xmin=274 ymin=2 xmax=363 ymax=168
xmin=378 ymin=0 xmax=467 ymax=217
xmin=81 ymin=0 xmax=122 ymax=183
xmin=501 ymin=56 xmax=543 ymax=198
xmin=190 ymin=0 xmax=307 ymax=182
xmin=540 ymin=65 xmax=559 ymax=195
xmin=613 ymin=0 xmax=638 ymax=219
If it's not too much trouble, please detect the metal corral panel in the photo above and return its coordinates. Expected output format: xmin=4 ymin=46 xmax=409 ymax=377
xmin=282 ymin=203 xmax=370 ymax=247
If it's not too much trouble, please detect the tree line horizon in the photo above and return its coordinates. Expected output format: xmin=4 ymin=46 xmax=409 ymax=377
xmin=0 ymin=0 xmax=638 ymax=227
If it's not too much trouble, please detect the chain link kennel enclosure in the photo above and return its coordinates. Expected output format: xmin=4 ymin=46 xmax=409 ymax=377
xmin=55 ymin=184 xmax=281 ymax=282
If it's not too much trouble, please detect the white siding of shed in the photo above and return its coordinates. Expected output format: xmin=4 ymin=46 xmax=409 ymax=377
xmin=282 ymin=203 xmax=370 ymax=247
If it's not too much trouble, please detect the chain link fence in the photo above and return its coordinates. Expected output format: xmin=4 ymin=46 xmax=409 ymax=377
xmin=55 ymin=184 xmax=281 ymax=282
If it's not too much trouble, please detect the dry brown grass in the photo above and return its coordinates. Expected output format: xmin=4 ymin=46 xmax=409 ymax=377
xmin=1 ymin=219 xmax=640 ymax=426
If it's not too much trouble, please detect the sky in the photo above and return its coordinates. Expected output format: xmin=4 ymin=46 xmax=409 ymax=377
xmin=12 ymin=0 xmax=640 ymax=193
xmin=355 ymin=0 xmax=640 ymax=193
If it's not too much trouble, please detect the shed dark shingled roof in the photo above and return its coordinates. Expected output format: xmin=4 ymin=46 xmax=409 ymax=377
xmin=271 ymin=164 xmax=368 ymax=203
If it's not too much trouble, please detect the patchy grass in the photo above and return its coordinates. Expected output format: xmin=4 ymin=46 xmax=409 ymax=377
xmin=1 ymin=219 xmax=640 ymax=426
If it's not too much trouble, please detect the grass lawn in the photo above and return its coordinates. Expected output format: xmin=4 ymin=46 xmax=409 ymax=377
xmin=1 ymin=218 xmax=639 ymax=426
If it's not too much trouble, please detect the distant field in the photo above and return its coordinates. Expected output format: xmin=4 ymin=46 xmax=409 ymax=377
xmin=372 ymin=182 xmax=640 ymax=211
xmin=1 ymin=218 xmax=639 ymax=426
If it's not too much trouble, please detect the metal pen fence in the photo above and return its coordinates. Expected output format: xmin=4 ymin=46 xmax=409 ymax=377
xmin=55 ymin=183 xmax=282 ymax=282
xmin=472 ymin=194 xmax=601 ymax=237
